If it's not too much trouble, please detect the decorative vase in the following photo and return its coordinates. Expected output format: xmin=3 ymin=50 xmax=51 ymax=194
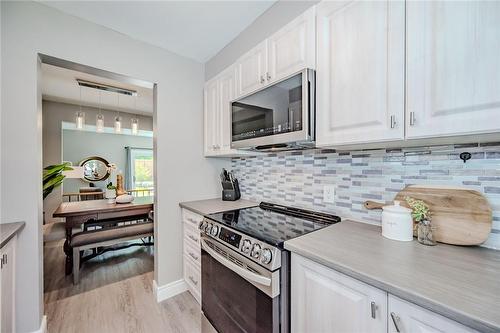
xmin=417 ymin=219 xmax=437 ymax=246
xmin=105 ymin=188 xmax=116 ymax=203
xmin=116 ymin=173 xmax=126 ymax=196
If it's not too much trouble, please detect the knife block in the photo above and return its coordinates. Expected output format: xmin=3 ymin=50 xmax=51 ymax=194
xmin=222 ymin=179 xmax=241 ymax=201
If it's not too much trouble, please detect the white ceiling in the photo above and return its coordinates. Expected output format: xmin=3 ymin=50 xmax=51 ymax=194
xmin=40 ymin=0 xmax=276 ymax=63
xmin=41 ymin=63 xmax=154 ymax=115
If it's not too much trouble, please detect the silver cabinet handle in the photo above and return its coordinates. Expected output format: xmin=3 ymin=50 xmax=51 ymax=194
xmin=370 ymin=301 xmax=376 ymax=319
xmin=3 ymin=254 xmax=7 ymax=265
xmin=260 ymin=75 xmax=265 ymax=84
xmin=188 ymin=235 xmax=198 ymax=242
xmin=390 ymin=312 xmax=401 ymax=332
xmin=187 ymin=217 xmax=198 ymax=225
xmin=409 ymin=111 xmax=416 ymax=126
xmin=189 ymin=252 xmax=199 ymax=261
xmin=390 ymin=115 xmax=396 ymax=129
xmin=188 ymin=276 xmax=198 ymax=286
xmin=266 ymin=72 xmax=271 ymax=81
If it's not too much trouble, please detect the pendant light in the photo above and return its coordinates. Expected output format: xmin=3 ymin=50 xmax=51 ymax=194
xmin=131 ymin=95 xmax=139 ymax=135
xmin=75 ymin=86 xmax=85 ymax=130
xmin=96 ymin=91 xmax=104 ymax=133
xmin=114 ymin=94 xmax=122 ymax=133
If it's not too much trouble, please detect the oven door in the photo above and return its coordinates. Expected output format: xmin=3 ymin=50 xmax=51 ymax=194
xmin=201 ymin=235 xmax=280 ymax=333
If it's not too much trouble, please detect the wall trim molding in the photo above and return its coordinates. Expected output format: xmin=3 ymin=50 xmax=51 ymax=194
xmin=153 ymin=279 xmax=188 ymax=303
xmin=30 ymin=315 xmax=47 ymax=333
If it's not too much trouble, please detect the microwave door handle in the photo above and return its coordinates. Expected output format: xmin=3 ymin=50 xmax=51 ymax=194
xmin=201 ymin=238 xmax=272 ymax=287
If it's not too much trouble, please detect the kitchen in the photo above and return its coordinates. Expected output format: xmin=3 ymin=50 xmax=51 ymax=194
xmin=1 ymin=1 xmax=500 ymax=333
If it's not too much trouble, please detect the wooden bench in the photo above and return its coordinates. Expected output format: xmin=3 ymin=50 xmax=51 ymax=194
xmin=71 ymin=221 xmax=154 ymax=284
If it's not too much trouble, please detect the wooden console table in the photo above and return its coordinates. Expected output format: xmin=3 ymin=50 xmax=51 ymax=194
xmin=53 ymin=196 xmax=154 ymax=275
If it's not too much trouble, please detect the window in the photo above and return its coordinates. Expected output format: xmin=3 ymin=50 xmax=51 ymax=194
xmin=126 ymin=147 xmax=153 ymax=190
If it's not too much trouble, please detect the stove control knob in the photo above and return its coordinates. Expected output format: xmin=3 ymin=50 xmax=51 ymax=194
xmin=251 ymin=244 xmax=261 ymax=259
xmin=199 ymin=221 xmax=206 ymax=230
xmin=261 ymin=248 xmax=273 ymax=265
xmin=206 ymin=223 xmax=213 ymax=234
xmin=210 ymin=225 xmax=219 ymax=236
xmin=242 ymin=239 xmax=252 ymax=254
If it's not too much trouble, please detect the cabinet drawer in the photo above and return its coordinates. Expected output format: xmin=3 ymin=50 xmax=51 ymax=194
xmin=184 ymin=236 xmax=201 ymax=268
xmin=182 ymin=209 xmax=203 ymax=228
xmin=184 ymin=221 xmax=200 ymax=246
xmin=184 ymin=257 xmax=201 ymax=303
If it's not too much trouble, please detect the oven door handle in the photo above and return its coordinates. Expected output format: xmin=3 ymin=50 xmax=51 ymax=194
xmin=201 ymin=238 xmax=272 ymax=287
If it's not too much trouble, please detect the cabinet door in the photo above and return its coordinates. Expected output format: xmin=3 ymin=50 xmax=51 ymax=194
xmin=235 ymin=40 xmax=267 ymax=97
xmin=388 ymin=295 xmax=477 ymax=333
xmin=1 ymin=236 xmax=16 ymax=333
xmin=291 ymin=254 xmax=387 ymax=333
xmin=406 ymin=1 xmax=500 ymax=139
xmin=316 ymin=0 xmax=405 ymax=146
xmin=204 ymin=79 xmax=219 ymax=156
xmin=218 ymin=67 xmax=236 ymax=152
xmin=267 ymin=6 xmax=315 ymax=84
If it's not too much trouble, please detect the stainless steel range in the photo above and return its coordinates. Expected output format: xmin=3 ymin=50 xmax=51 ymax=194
xmin=199 ymin=202 xmax=341 ymax=333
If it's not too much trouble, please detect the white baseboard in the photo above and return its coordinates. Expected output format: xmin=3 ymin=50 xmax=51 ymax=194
xmin=30 ymin=315 xmax=47 ymax=333
xmin=153 ymin=278 xmax=188 ymax=303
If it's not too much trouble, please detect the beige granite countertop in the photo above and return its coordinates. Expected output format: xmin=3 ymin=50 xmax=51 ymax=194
xmin=285 ymin=220 xmax=500 ymax=333
xmin=179 ymin=198 xmax=258 ymax=216
xmin=1 ymin=221 xmax=25 ymax=248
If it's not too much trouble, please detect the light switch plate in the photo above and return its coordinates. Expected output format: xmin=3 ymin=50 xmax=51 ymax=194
xmin=323 ymin=185 xmax=335 ymax=204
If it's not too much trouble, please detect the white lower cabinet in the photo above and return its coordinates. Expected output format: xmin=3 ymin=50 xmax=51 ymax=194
xmin=291 ymin=254 xmax=387 ymax=333
xmin=292 ymin=254 xmax=477 ymax=333
xmin=1 ymin=235 xmax=17 ymax=333
xmin=182 ymin=209 xmax=202 ymax=304
xmin=388 ymin=295 xmax=477 ymax=333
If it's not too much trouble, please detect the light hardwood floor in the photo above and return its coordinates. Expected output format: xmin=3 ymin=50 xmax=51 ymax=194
xmin=44 ymin=241 xmax=212 ymax=333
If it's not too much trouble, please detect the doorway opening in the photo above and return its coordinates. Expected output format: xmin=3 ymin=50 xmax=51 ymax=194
xmin=39 ymin=54 xmax=157 ymax=326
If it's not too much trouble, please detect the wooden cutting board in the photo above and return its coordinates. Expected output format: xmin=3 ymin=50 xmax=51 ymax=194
xmin=365 ymin=185 xmax=492 ymax=246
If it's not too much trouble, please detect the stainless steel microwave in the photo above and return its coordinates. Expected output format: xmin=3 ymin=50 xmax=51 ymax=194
xmin=231 ymin=69 xmax=315 ymax=151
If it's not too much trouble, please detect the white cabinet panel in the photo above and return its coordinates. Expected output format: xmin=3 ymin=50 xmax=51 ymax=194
xmin=235 ymin=40 xmax=267 ymax=97
xmin=406 ymin=1 xmax=500 ymax=139
xmin=218 ymin=67 xmax=236 ymax=151
xmin=1 ymin=235 xmax=16 ymax=333
xmin=267 ymin=7 xmax=316 ymax=83
xmin=388 ymin=295 xmax=477 ymax=333
xmin=291 ymin=254 xmax=387 ymax=333
xmin=204 ymin=79 xmax=219 ymax=156
xmin=316 ymin=0 xmax=405 ymax=146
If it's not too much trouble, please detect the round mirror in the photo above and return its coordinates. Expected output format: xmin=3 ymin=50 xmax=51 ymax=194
xmin=80 ymin=156 xmax=110 ymax=182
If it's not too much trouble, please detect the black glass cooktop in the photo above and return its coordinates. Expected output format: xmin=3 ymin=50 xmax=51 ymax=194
xmin=205 ymin=202 xmax=341 ymax=248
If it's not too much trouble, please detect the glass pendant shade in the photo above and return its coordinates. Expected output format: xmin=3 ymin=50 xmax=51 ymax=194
xmin=114 ymin=116 xmax=122 ymax=133
xmin=76 ymin=112 xmax=85 ymax=130
xmin=131 ymin=117 xmax=139 ymax=135
xmin=96 ymin=114 xmax=104 ymax=132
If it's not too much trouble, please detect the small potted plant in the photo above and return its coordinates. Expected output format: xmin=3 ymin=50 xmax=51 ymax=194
xmin=105 ymin=182 xmax=117 ymax=203
xmin=405 ymin=196 xmax=436 ymax=246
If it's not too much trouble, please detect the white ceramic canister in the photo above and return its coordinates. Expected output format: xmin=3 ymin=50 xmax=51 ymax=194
xmin=381 ymin=201 xmax=414 ymax=241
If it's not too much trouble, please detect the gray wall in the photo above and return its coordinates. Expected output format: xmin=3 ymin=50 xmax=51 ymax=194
xmin=62 ymin=129 xmax=153 ymax=193
xmin=204 ymin=1 xmax=318 ymax=80
xmin=42 ymin=100 xmax=153 ymax=224
xmin=1 ymin=2 xmax=229 ymax=331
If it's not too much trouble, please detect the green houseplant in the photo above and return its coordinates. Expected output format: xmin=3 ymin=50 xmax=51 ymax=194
xmin=43 ymin=162 xmax=73 ymax=199
xmin=405 ymin=196 xmax=436 ymax=246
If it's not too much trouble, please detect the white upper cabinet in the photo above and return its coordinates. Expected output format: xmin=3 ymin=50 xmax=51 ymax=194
xmin=235 ymin=40 xmax=268 ymax=97
xmin=204 ymin=78 xmax=219 ymax=156
xmin=316 ymin=0 xmax=405 ymax=147
xmin=267 ymin=7 xmax=316 ymax=84
xmin=388 ymin=295 xmax=477 ymax=333
xmin=291 ymin=254 xmax=387 ymax=333
xmin=218 ymin=67 xmax=236 ymax=152
xmin=406 ymin=1 xmax=500 ymax=139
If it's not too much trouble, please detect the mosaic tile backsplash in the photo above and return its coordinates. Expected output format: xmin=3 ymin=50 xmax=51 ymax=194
xmin=232 ymin=143 xmax=500 ymax=249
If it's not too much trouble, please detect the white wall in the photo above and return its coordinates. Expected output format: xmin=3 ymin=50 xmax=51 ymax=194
xmin=1 ymin=2 xmax=229 ymax=332
xmin=204 ymin=0 xmax=318 ymax=80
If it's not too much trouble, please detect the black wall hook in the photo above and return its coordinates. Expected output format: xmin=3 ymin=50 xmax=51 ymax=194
xmin=459 ymin=152 xmax=472 ymax=163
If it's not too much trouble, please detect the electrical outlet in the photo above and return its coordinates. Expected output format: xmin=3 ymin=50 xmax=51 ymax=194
xmin=323 ymin=185 xmax=335 ymax=204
